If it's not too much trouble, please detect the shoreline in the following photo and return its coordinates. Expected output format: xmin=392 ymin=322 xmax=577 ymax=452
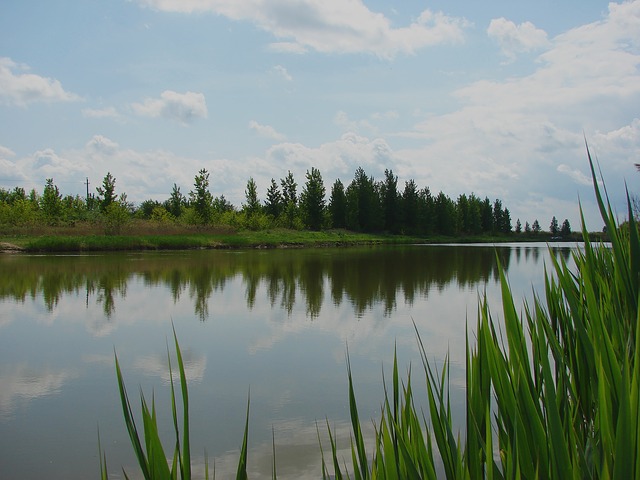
xmin=0 ymin=230 xmax=590 ymax=254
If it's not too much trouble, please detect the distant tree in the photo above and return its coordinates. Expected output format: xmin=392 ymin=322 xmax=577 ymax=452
xmin=480 ymin=197 xmax=494 ymax=233
xmin=401 ymin=179 xmax=419 ymax=235
xmin=243 ymin=177 xmax=261 ymax=216
xmin=525 ymin=221 xmax=532 ymax=234
xmin=212 ymin=195 xmax=234 ymax=213
xmin=264 ymin=179 xmax=283 ymax=218
xmin=434 ymin=191 xmax=456 ymax=235
xmin=380 ymin=169 xmax=400 ymax=234
xmin=532 ymin=219 xmax=541 ymax=234
xmin=189 ymin=168 xmax=213 ymax=224
xmin=166 ymin=184 xmax=185 ymax=217
xmin=515 ymin=218 xmax=522 ymax=234
xmin=501 ymin=208 xmax=512 ymax=234
xmin=137 ymin=199 xmax=161 ymax=219
xmin=280 ymin=171 xmax=298 ymax=228
xmin=561 ymin=218 xmax=571 ymax=236
xmin=416 ymin=187 xmax=434 ymax=236
xmin=346 ymin=167 xmax=381 ymax=232
xmin=300 ymin=167 xmax=326 ymax=231
xmin=40 ymin=178 xmax=62 ymax=224
xmin=96 ymin=172 xmax=117 ymax=212
xmin=550 ymin=216 xmax=560 ymax=235
xmin=328 ymin=179 xmax=347 ymax=229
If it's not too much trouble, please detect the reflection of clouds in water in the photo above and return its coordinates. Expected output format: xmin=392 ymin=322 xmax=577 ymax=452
xmin=0 ymin=363 xmax=77 ymax=417
xmin=193 ymin=418 xmax=366 ymax=480
xmin=133 ymin=349 xmax=206 ymax=385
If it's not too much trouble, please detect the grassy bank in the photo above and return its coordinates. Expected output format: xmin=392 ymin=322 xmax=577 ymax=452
xmin=0 ymin=226 xmax=588 ymax=253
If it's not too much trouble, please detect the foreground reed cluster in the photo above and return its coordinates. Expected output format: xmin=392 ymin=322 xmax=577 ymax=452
xmin=102 ymin=149 xmax=639 ymax=479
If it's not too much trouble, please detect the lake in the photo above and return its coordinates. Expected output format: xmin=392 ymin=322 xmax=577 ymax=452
xmin=0 ymin=243 xmax=576 ymax=479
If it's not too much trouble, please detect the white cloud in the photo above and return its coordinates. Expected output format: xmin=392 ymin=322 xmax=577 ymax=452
xmin=0 ymin=145 xmax=16 ymax=159
xmin=86 ymin=134 xmax=120 ymax=154
xmin=136 ymin=0 xmax=470 ymax=58
xmin=0 ymin=57 xmax=80 ymax=106
xmin=557 ymin=164 xmax=592 ymax=186
xmin=394 ymin=1 xmax=640 ymax=229
xmin=131 ymin=90 xmax=208 ymax=124
xmin=271 ymin=64 xmax=293 ymax=81
xmin=487 ymin=18 xmax=549 ymax=61
xmin=249 ymin=120 xmax=287 ymax=141
xmin=82 ymin=106 xmax=121 ymax=120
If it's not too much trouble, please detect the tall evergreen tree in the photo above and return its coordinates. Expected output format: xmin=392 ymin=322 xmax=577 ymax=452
xmin=561 ymin=218 xmax=571 ymax=236
xmin=243 ymin=177 xmax=261 ymax=216
xmin=550 ymin=216 xmax=559 ymax=235
xmin=96 ymin=172 xmax=117 ymax=212
xmin=166 ymin=183 xmax=184 ymax=217
xmin=329 ymin=179 xmax=347 ymax=229
xmin=189 ymin=168 xmax=213 ymax=223
xmin=401 ymin=179 xmax=419 ymax=235
xmin=41 ymin=178 xmax=62 ymax=223
xmin=264 ymin=178 xmax=283 ymax=218
xmin=280 ymin=171 xmax=298 ymax=228
xmin=300 ymin=167 xmax=326 ymax=231
xmin=380 ymin=169 xmax=400 ymax=234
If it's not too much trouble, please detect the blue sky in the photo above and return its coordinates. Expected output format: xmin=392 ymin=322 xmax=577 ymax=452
xmin=1 ymin=0 xmax=639 ymax=230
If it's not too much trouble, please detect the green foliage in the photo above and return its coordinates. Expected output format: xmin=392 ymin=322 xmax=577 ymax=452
xmin=322 ymin=147 xmax=639 ymax=479
xmin=243 ymin=177 xmax=261 ymax=216
xmin=329 ymin=179 xmax=347 ymax=229
xmin=300 ymin=167 xmax=326 ymax=231
xmin=40 ymin=178 xmax=63 ymax=224
xmin=189 ymin=168 xmax=213 ymax=224
xmin=96 ymin=172 xmax=118 ymax=212
xmin=103 ymin=201 xmax=131 ymax=235
xmin=264 ymin=178 xmax=283 ymax=218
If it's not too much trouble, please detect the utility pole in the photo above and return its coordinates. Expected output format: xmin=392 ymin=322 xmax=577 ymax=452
xmin=85 ymin=177 xmax=90 ymax=207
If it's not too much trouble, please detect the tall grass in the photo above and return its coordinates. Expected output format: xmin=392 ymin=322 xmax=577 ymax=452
xmin=103 ymin=147 xmax=637 ymax=478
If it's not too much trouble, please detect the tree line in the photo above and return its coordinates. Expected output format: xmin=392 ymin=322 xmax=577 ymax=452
xmin=0 ymin=166 xmax=572 ymax=237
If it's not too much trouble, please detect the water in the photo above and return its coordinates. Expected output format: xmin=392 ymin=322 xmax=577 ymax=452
xmin=0 ymin=243 xmax=576 ymax=479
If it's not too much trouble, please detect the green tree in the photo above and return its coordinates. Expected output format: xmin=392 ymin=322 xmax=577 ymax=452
xmin=532 ymin=219 xmax=541 ymax=234
xmin=243 ymin=177 xmax=261 ymax=216
xmin=550 ymin=216 xmax=559 ymax=235
xmin=189 ymin=169 xmax=213 ymax=224
xmin=346 ymin=167 xmax=381 ymax=232
xmin=480 ymin=197 xmax=494 ymax=233
xmin=329 ymin=179 xmax=347 ymax=229
xmin=212 ymin=194 xmax=234 ymax=214
xmin=264 ymin=179 xmax=282 ymax=218
xmin=561 ymin=218 xmax=571 ymax=236
xmin=300 ymin=167 xmax=326 ymax=231
xmin=515 ymin=218 xmax=522 ymax=234
xmin=166 ymin=184 xmax=185 ymax=217
xmin=96 ymin=172 xmax=117 ymax=212
xmin=380 ymin=169 xmax=400 ymax=234
xmin=40 ymin=178 xmax=63 ymax=224
xmin=280 ymin=171 xmax=298 ymax=228
xmin=401 ymin=179 xmax=419 ymax=235
xmin=434 ymin=191 xmax=456 ymax=235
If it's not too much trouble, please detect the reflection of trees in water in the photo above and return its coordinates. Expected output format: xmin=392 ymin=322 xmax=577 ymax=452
xmin=0 ymin=245 xmax=576 ymax=321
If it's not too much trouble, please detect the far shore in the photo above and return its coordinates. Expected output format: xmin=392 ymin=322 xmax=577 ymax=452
xmin=0 ymin=228 xmax=592 ymax=254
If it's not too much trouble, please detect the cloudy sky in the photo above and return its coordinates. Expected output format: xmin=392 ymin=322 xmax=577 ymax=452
xmin=1 ymin=0 xmax=639 ymax=230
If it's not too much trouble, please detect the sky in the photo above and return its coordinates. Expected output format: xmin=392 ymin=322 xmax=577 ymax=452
xmin=1 ymin=0 xmax=639 ymax=231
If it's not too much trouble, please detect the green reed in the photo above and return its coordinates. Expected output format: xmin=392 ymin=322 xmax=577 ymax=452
xmin=321 ymin=147 xmax=638 ymax=479
xmin=103 ymin=146 xmax=637 ymax=478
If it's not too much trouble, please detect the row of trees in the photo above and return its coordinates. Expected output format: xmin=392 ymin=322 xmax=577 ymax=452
xmin=0 ymin=166 xmax=572 ymax=237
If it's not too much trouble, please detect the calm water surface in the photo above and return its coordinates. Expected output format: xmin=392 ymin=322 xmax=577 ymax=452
xmin=0 ymin=244 xmax=577 ymax=479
